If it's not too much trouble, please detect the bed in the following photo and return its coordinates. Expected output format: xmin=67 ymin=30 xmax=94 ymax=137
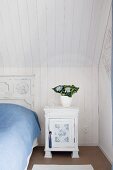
xmin=0 ymin=103 xmax=41 ymax=170
xmin=0 ymin=75 xmax=41 ymax=170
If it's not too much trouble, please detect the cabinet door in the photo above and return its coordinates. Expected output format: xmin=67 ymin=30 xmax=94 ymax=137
xmin=49 ymin=118 xmax=74 ymax=148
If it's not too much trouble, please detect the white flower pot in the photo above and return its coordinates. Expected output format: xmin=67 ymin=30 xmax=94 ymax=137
xmin=60 ymin=96 xmax=72 ymax=107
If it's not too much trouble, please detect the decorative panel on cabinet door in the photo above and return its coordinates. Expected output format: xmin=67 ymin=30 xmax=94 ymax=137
xmin=49 ymin=118 xmax=74 ymax=148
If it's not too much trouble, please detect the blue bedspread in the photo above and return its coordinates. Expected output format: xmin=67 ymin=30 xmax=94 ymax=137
xmin=0 ymin=103 xmax=41 ymax=170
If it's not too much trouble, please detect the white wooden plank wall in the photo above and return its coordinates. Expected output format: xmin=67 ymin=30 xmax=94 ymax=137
xmin=0 ymin=0 xmax=111 ymax=67
xmin=99 ymin=7 xmax=113 ymax=162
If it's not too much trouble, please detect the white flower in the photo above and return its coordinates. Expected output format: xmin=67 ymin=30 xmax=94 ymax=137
xmin=65 ymin=87 xmax=70 ymax=93
xmin=56 ymin=85 xmax=63 ymax=92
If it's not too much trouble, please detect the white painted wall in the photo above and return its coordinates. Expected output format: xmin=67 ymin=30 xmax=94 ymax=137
xmin=99 ymin=8 xmax=113 ymax=163
xmin=0 ymin=66 xmax=98 ymax=146
xmin=0 ymin=0 xmax=111 ymax=67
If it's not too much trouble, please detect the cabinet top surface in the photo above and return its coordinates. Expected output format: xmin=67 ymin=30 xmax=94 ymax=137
xmin=44 ymin=106 xmax=79 ymax=111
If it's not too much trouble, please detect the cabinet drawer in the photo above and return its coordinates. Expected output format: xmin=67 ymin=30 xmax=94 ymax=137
xmin=49 ymin=118 xmax=74 ymax=148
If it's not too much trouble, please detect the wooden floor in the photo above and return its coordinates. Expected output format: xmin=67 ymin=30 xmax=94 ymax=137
xmin=28 ymin=146 xmax=111 ymax=170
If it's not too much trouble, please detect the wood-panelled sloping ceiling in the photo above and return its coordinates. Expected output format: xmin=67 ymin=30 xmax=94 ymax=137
xmin=0 ymin=0 xmax=111 ymax=67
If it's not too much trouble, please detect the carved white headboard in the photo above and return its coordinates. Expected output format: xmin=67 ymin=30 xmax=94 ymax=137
xmin=0 ymin=75 xmax=35 ymax=109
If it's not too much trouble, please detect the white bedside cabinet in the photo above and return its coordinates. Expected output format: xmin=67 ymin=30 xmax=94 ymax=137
xmin=44 ymin=106 xmax=79 ymax=158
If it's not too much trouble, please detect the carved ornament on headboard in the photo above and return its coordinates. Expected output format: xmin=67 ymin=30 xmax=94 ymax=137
xmin=0 ymin=75 xmax=35 ymax=109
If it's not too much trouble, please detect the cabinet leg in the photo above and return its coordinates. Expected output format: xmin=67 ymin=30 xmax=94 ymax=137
xmin=44 ymin=151 xmax=52 ymax=158
xmin=71 ymin=151 xmax=79 ymax=158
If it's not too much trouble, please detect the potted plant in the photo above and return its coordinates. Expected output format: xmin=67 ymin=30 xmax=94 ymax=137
xmin=52 ymin=85 xmax=79 ymax=107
